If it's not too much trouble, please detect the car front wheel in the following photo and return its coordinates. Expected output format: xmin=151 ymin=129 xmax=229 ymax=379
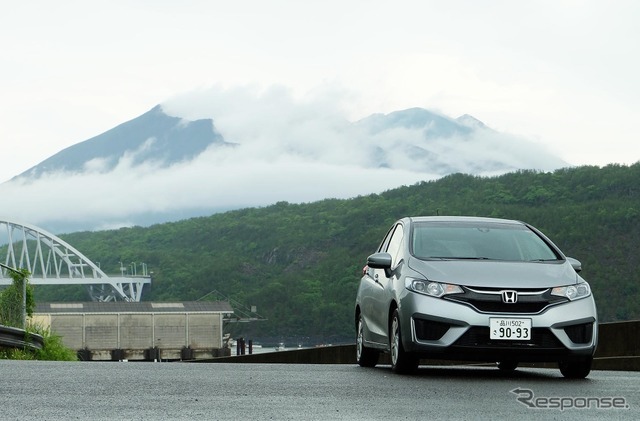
xmin=390 ymin=309 xmax=418 ymax=374
xmin=356 ymin=315 xmax=379 ymax=367
xmin=559 ymin=357 xmax=592 ymax=379
xmin=497 ymin=361 xmax=518 ymax=372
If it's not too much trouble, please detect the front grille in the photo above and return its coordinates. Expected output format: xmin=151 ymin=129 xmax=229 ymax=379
xmin=564 ymin=323 xmax=593 ymax=344
xmin=454 ymin=326 xmax=564 ymax=349
xmin=414 ymin=318 xmax=450 ymax=341
xmin=445 ymin=286 xmax=567 ymax=314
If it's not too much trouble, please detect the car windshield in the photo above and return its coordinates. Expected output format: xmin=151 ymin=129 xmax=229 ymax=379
xmin=411 ymin=221 xmax=561 ymax=262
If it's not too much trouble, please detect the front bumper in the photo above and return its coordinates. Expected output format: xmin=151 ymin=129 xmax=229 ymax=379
xmin=399 ymin=289 xmax=598 ymax=362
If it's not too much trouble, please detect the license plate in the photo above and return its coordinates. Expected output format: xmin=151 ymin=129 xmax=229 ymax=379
xmin=490 ymin=318 xmax=532 ymax=340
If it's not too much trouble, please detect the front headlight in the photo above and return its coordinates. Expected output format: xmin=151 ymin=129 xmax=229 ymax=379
xmin=551 ymin=282 xmax=591 ymax=301
xmin=406 ymin=278 xmax=463 ymax=298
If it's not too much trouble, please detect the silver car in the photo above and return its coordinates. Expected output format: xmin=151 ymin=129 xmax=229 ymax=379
xmin=355 ymin=216 xmax=598 ymax=378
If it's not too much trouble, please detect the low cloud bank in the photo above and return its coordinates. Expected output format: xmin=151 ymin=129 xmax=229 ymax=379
xmin=1 ymin=148 xmax=434 ymax=232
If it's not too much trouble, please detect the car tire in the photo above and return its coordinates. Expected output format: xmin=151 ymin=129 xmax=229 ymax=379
xmin=390 ymin=309 xmax=418 ymax=374
xmin=559 ymin=357 xmax=592 ymax=379
xmin=356 ymin=315 xmax=379 ymax=367
xmin=497 ymin=361 xmax=518 ymax=371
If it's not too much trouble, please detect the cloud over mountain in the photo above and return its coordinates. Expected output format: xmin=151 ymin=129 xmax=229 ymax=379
xmin=1 ymin=86 xmax=567 ymax=233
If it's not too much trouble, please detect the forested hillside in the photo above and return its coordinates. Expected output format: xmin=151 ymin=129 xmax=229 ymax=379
xmin=35 ymin=164 xmax=640 ymax=345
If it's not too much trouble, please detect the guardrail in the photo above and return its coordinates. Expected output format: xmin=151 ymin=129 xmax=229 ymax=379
xmin=0 ymin=325 xmax=44 ymax=351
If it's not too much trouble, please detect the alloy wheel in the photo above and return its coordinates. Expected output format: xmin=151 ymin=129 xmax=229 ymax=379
xmin=391 ymin=315 xmax=400 ymax=366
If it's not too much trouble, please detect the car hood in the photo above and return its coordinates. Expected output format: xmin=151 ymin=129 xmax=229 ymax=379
xmin=407 ymin=257 xmax=579 ymax=288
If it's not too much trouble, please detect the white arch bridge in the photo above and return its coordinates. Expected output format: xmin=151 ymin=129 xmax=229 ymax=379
xmin=0 ymin=219 xmax=150 ymax=302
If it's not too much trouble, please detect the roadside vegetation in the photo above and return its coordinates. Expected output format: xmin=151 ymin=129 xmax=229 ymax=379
xmin=29 ymin=163 xmax=640 ymax=344
xmin=0 ymin=268 xmax=77 ymax=361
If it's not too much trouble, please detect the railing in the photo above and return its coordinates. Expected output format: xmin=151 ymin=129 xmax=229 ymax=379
xmin=0 ymin=325 xmax=44 ymax=350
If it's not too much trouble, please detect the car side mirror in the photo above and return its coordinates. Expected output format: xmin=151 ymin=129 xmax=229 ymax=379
xmin=367 ymin=252 xmax=393 ymax=278
xmin=367 ymin=252 xmax=392 ymax=269
xmin=566 ymin=257 xmax=582 ymax=273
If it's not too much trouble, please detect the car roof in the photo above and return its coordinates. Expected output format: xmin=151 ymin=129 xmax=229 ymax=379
xmin=405 ymin=216 xmax=525 ymax=226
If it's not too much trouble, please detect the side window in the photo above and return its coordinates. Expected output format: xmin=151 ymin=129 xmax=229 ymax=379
xmin=386 ymin=224 xmax=405 ymax=267
xmin=376 ymin=225 xmax=395 ymax=253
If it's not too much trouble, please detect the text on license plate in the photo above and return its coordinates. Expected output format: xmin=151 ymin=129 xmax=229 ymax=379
xmin=490 ymin=318 xmax=532 ymax=340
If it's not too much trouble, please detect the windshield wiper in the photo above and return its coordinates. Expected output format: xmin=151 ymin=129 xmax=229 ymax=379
xmin=429 ymin=256 xmax=492 ymax=260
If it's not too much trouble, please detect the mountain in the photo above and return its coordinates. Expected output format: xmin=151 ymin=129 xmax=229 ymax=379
xmin=16 ymin=105 xmax=231 ymax=179
xmin=455 ymin=114 xmax=487 ymax=129
xmin=353 ymin=107 xmax=565 ymax=175
xmin=356 ymin=107 xmax=473 ymax=136
xmin=1 ymin=101 xmax=569 ymax=233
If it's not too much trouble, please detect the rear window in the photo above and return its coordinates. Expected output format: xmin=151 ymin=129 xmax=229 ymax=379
xmin=411 ymin=221 xmax=560 ymax=262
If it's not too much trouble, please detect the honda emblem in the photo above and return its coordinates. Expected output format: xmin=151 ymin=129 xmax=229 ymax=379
xmin=502 ymin=290 xmax=518 ymax=304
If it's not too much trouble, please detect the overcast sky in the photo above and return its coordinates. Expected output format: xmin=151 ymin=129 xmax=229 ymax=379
xmin=1 ymin=0 xmax=639 ymax=184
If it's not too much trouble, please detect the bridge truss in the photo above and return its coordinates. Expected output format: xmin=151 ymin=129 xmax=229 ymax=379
xmin=0 ymin=219 xmax=150 ymax=301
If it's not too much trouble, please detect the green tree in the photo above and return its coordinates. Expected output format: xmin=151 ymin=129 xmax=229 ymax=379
xmin=0 ymin=268 xmax=35 ymax=328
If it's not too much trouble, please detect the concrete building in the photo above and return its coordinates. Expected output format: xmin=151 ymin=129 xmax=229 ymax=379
xmin=32 ymin=301 xmax=233 ymax=361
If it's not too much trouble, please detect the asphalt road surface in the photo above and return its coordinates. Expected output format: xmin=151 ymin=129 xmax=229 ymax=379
xmin=0 ymin=360 xmax=638 ymax=420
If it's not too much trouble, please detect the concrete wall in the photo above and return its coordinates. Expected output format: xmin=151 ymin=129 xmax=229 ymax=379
xmin=591 ymin=320 xmax=640 ymax=371
xmin=154 ymin=314 xmax=187 ymax=349
xmin=120 ymin=314 xmax=153 ymax=349
xmin=188 ymin=314 xmax=221 ymax=349
xmin=51 ymin=315 xmax=84 ymax=350
xmin=32 ymin=312 xmax=225 ymax=360
xmin=85 ymin=314 xmax=118 ymax=349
